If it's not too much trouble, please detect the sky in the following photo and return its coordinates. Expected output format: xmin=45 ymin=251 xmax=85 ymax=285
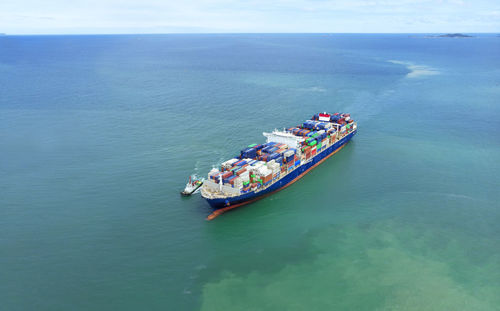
xmin=1 ymin=0 xmax=499 ymax=34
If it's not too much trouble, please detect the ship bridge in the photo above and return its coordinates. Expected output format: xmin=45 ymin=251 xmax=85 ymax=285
xmin=262 ymin=130 xmax=304 ymax=150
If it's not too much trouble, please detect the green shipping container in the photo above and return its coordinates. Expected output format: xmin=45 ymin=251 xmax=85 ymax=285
xmin=308 ymin=140 xmax=317 ymax=146
xmin=248 ymin=143 xmax=257 ymax=148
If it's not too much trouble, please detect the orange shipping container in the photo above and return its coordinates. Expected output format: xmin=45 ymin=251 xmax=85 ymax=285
xmin=262 ymin=175 xmax=272 ymax=184
xmin=236 ymin=168 xmax=247 ymax=176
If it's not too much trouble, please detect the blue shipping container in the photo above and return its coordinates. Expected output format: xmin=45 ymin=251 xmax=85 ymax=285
xmin=269 ymin=153 xmax=280 ymax=160
xmin=243 ymin=149 xmax=257 ymax=158
xmin=253 ymin=144 xmax=264 ymax=150
xmin=262 ymin=146 xmax=273 ymax=153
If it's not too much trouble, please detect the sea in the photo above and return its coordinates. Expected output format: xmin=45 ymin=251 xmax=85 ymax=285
xmin=1 ymin=34 xmax=500 ymax=311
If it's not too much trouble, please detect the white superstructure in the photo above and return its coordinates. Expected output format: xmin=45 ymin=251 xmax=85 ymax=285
xmin=262 ymin=130 xmax=304 ymax=150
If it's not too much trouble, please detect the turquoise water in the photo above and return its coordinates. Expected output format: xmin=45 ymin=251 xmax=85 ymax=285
xmin=1 ymin=34 xmax=500 ymax=310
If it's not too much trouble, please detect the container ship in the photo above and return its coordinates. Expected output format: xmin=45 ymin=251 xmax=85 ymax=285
xmin=201 ymin=112 xmax=357 ymax=219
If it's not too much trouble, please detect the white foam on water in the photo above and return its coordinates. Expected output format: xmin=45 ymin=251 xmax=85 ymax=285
xmin=302 ymin=86 xmax=327 ymax=92
xmin=389 ymin=60 xmax=440 ymax=78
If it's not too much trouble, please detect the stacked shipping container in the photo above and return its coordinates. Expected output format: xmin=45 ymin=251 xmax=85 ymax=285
xmin=207 ymin=112 xmax=355 ymax=195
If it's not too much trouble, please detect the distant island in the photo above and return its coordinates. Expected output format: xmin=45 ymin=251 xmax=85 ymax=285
xmin=426 ymin=33 xmax=474 ymax=38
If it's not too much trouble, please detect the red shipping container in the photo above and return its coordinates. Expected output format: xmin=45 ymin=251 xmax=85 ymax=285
xmin=262 ymin=174 xmax=272 ymax=183
xmin=222 ymin=172 xmax=233 ymax=179
xmin=236 ymin=168 xmax=247 ymax=176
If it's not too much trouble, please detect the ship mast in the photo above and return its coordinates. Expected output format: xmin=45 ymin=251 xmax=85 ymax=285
xmin=219 ymin=173 xmax=222 ymax=192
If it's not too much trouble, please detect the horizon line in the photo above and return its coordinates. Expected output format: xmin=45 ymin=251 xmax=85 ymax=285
xmin=2 ymin=32 xmax=499 ymax=36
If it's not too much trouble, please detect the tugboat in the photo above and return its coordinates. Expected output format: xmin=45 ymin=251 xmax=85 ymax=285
xmin=180 ymin=175 xmax=204 ymax=196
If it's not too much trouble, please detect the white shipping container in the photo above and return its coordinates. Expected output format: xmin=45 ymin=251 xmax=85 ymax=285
xmin=257 ymin=166 xmax=272 ymax=176
xmin=208 ymin=168 xmax=219 ymax=179
xmin=222 ymin=159 xmax=238 ymax=167
xmin=266 ymin=160 xmax=276 ymax=168
xmin=253 ymin=161 xmax=264 ymax=169
xmin=233 ymin=177 xmax=243 ymax=187
xmin=240 ymin=172 xmax=250 ymax=182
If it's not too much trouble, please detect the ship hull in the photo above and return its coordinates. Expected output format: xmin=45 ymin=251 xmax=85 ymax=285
xmin=204 ymin=130 xmax=356 ymax=212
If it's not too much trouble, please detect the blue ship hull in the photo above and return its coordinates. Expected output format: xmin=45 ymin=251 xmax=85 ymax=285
xmin=204 ymin=130 xmax=356 ymax=210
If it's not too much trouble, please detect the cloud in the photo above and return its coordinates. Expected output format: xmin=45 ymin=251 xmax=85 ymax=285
xmin=0 ymin=0 xmax=499 ymax=34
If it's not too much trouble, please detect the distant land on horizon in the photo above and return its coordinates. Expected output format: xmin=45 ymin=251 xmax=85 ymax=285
xmin=427 ymin=33 xmax=474 ymax=38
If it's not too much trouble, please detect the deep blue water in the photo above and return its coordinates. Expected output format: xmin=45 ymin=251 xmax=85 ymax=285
xmin=1 ymin=34 xmax=500 ymax=310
